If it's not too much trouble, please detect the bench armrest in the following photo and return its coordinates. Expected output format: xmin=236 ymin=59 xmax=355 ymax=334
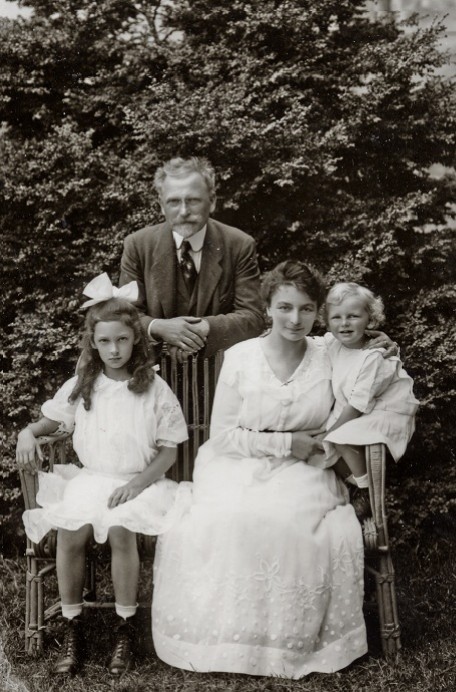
xmin=364 ymin=443 xmax=391 ymax=551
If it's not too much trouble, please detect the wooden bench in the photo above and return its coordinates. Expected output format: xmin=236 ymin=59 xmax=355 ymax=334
xmin=18 ymin=351 xmax=401 ymax=658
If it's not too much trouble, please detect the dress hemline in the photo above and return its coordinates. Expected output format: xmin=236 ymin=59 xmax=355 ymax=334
xmin=153 ymin=625 xmax=368 ymax=679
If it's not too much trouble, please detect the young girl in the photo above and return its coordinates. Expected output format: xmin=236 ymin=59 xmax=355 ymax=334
xmin=16 ymin=273 xmax=188 ymax=677
xmin=322 ymin=282 xmax=419 ymax=500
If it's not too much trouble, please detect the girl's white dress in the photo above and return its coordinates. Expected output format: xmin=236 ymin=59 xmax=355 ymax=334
xmin=323 ymin=336 xmax=419 ymax=463
xmin=152 ymin=337 xmax=367 ymax=678
xmin=23 ymin=372 xmax=189 ymax=544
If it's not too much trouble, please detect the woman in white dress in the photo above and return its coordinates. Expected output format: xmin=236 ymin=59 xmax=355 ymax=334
xmin=152 ymin=261 xmax=368 ymax=678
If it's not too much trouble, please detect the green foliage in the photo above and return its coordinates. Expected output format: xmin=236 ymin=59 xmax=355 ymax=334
xmin=1 ymin=0 xmax=455 ymax=551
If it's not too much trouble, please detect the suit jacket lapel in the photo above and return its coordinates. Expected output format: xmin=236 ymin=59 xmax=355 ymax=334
xmin=151 ymin=224 xmax=177 ymax=318
xmin=196 ymin=219 xmax=223 ymax=316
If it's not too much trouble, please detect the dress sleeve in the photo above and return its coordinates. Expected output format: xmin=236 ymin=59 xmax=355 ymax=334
xmin=209 ymin=359 xmax=292 ymax=458
xmin=153 ymin=376 xmax=189 ymax=447
xmin=348 ymin=351 xmax=396 ymax=413
xmin=41 ymin=376 xmax=79 ymax=432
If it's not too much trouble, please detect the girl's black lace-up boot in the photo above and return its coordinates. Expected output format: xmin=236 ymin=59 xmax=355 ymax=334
xmin=108 ymin=615 xmax=136 ymax=676
xmin=54 ymin=615 xmax=84 ymax=675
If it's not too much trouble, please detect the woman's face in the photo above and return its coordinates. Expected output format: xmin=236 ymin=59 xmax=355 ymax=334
xmin=267 ymin=284 xmax=318 ymax=342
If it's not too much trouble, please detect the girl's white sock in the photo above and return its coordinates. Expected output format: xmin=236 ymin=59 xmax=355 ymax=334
xmin=61 ymin=602 xmax=83 ymax=620
xmin=115 ymin=603 xmax=138 ymax=620
xmin=354 ymin=473 xmax=369 ymax=488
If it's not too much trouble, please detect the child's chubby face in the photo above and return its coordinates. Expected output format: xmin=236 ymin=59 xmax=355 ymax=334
xmin=91 ymin=320 xmax=137 ymax=379
xmin=327 ymin=296 xmax=370 ymax=349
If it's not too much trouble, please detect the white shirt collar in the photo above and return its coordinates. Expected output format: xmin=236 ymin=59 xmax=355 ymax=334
xmin=172 ymin=225 xmax=207 ymax=252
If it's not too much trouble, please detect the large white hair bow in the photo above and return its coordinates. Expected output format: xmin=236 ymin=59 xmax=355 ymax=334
xmin=81 ymin=273 xmax=139 ymax=308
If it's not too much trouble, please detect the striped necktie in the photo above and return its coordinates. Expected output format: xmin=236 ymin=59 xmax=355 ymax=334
xmin=180 ymin=240 xmax=197 ymax=292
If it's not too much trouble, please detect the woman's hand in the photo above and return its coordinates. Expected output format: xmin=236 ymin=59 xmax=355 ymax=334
xmin=107 ymin=479 xmax=146 ymax=509
xmin=291 ymin=432 xmax=324 ymax=461
xmin=364 ymin=330 xmax=399 ymax=358
xmin=16 ymin=428 xmax=43 ymax=475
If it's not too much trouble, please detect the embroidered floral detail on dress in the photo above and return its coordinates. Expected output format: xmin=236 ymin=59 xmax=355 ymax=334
xmin=252 ymin=557 xmax=333 ymax=609
xmin=294 ymin=569 xmax=332 ymax=612
xmin=160 ymin=402 xmax=187 ymax=433
xmin=253 ymin=558 xmax=283 ymax=593
xmin=332 ymin=537 xmax=359 ymax=575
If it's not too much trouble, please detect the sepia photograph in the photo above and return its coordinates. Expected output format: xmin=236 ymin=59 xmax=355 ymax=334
xmin=1 ymin=1 xmax=455 ymax=691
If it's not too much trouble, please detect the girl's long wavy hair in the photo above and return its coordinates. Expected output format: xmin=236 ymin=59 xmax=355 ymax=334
xmin=69 ymin=298 xmax=156 ymax=410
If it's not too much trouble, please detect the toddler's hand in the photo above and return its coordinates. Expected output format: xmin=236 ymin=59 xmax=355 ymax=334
xmin=108 ymin=480 xmax=144 ymax=509
xmin=16 ymin=428 xmax=43 ymax=475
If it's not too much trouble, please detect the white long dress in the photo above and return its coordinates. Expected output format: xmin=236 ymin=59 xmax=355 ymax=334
xmin=323 ymin=335 xmax=419 ymax=464
xmin=23 ymin=372 xmax=189 ymax=544
xmin=152 ymin=337 xmax=367 ymax=678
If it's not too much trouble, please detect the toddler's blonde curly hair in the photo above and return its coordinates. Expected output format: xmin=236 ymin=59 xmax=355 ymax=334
xmin=323 ymin=282 xmax=385 ymax=329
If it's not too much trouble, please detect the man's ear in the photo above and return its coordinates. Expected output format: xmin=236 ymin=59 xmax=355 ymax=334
xmin=90 ymin=338 xmax=97 ymax=349
xmin=266 ymin=306 xmax=272 ymax=317
xmin=367 ymin=321 xmax=377 ymax=330
xmin=209 ymin=196 xmax=217 ymax=214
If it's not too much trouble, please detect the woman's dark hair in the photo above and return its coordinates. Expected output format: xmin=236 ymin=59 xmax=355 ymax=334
xmin=69 ymin=297 xmax=156 ymax=410
xmin=261 ymin=261 xmax=327 ymax=308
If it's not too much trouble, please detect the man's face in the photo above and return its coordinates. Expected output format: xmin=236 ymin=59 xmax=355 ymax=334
xmin=159 ymin=172 xmax=215 ymax=238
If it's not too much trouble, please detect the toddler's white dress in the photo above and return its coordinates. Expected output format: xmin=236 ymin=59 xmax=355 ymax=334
xmin=323 ymin=335 xmax=419 ymax=463
xmin=23 ymin=372 xmax=189 ymax=544
xmin=152 ymin=337 xmax=367 ymax=678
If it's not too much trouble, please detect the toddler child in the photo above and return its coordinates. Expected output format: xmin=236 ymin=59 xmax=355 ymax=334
xmin=322 ymin=282 xmax=419 ymax=503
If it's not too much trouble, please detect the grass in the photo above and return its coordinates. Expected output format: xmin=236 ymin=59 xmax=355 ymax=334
xmin=1 ymin=534 xmax=455 ymax=692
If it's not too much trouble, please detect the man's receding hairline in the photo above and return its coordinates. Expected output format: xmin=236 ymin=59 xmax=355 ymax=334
xmin=154 ymin=157 xmax=216 ymax=197
xmin=162 ymin=170 xmax=210 ymax=184
xmin=159 ymin=171 xmax=215 ymax=199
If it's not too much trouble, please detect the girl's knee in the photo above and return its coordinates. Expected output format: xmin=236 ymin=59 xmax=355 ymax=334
xmin=57 ymin=525 xmax=92 ymax=552
xmin=108 ymin=527 xmax=137 ymax=552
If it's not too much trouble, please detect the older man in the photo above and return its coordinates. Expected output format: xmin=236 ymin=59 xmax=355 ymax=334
xmin=120 ymin=157 xmax=264 ymax=358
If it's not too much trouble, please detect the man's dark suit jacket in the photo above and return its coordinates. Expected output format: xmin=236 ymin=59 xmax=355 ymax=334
xmin=119 ymin=218 xmax=265 ymax=356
